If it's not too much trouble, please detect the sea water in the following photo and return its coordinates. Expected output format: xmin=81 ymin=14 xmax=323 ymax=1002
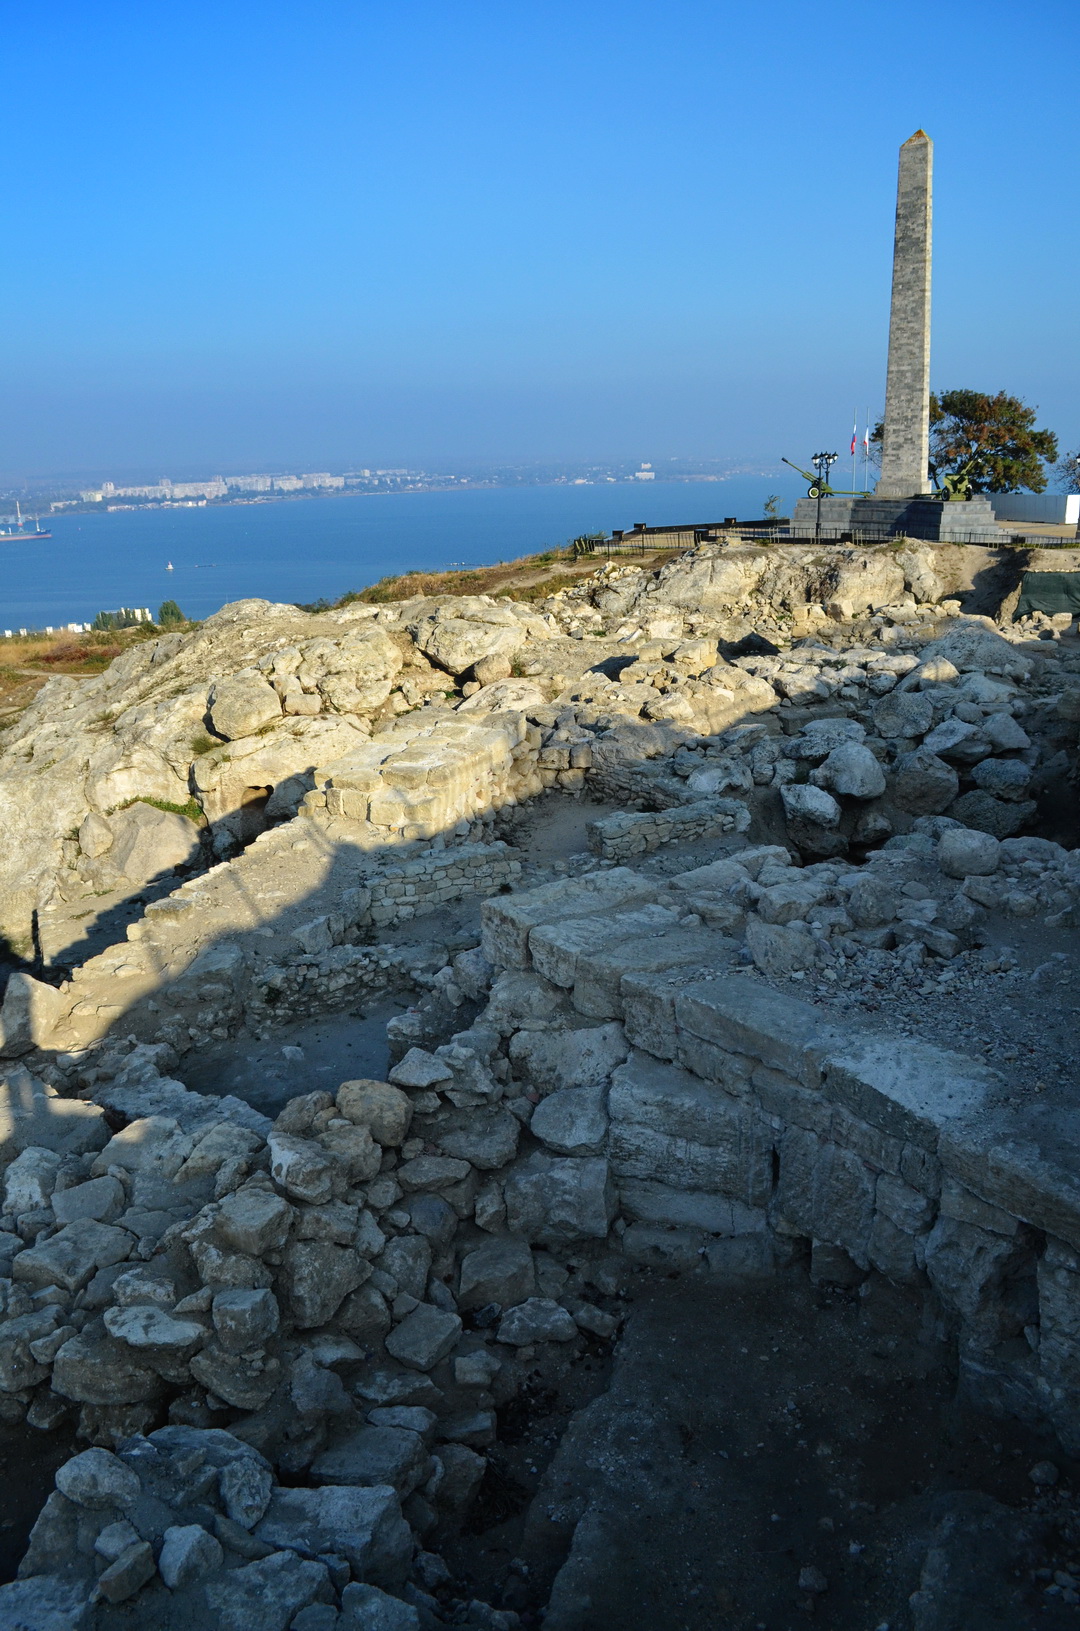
xmin=0 ymin=476 xmax=803 ymax=631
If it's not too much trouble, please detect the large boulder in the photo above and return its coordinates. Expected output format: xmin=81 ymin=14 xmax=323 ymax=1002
xmin=105 ymin=801 xmax=201 ymax=884
xmin=415 ymin=613 xmax=526 ymax=678
xmin=812 ymin=742 xmax=886 ymax=800
xmin=208 ymin=671 xmax=283 ymax=740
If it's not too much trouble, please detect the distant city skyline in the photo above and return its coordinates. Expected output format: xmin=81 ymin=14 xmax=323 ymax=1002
xmin=1 ymin=1 xmax=1077 ymax=477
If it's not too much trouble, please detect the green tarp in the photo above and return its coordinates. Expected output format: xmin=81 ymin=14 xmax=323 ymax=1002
xmin=1015 ymin=572 xmax=1080 ymax=619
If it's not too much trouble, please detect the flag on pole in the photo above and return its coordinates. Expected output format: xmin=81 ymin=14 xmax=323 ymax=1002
xmin=850 ymin=420 xmax=858 ymax=456
xmin=863 ymin=424 xmax=870 ymax=452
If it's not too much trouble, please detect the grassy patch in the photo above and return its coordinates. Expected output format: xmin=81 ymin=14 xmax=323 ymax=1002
xmin=116 ymin=795 xmax=206 ymax=825
xmin=189 ymin=731 xmax=219 ymax=758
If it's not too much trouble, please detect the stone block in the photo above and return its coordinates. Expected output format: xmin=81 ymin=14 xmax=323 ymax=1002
xmin=0 ymin=1577 xmax=93 ymax=1630
xmin=158 ymin=1523 xmax=224 ymax=1590
xmin=268 ymin=1133 xmax=335 ymax=1204
xmin=336 ymin=1081 xmax=413 ymax=1146
xmin=340 ymin=1583 xmax=421 ymax=1631
xmin=618 ymin=1178 xmax=767 ymax=1236
xmin=0 ymin=1068 xmax=107 ymax=1164
xmin=503 ymin=1154 xmax=616 ymax=1243
xmin=0 ymin=976 xmax=63 ymax=1058
xmin=206 ymin=1551 xmax=332 ymax=1631
xmin=675 ymin=977 xmax=830 ymax=1089
xmin=480 ymin=868 xmax=657 ymax=969
xmin=570 ymin=925 xmax=729 ymax=1021
xmin=2 ymin=1146 xmax=61 ymax=1214
xmin=212 ymin=1288 xmax=280 ymax=1353
xmin=530 ymin=904 xmax=679 ymax=991
xmin=508 ymin=1023 xmax=629 ymax=1094
xmin=214 ymin=1188 xmax=292 ymax=1257
xmin=51 ymin=1330 xmax=161 ymax=1406
xmin=823 ymin=1035 xmax=995 ymax=1151
xmin=530 ymin=1082 xmax=608 ymax=1155
xmin=938 ymin=1106 xmax=1080 ymax=1253
xmin=13 ymin=1219 xmax=133 ymax=1293
xmin=311 ymin=1426 xmax=428 ymax=1495
xmin=671 ymin=1033 xmax=751 ymax=1097
xmin=385 ymin=1304 xmax=462 ymax=1371
xmin=281 ymin=1240 xmax=370 ymax=1328
xmin=55 ymin=1447 xmax=141 ymax=1509
xmin=103 ymin=1305 xmax=205 ymax=1352
xmin=188 ymin=1343 xmax=281 ymax=1410
xmin=96 ymin=1539 xmax=156 ymax=1603
xmin=773 ymin=1126 xmax=876 ymax=1265
xmin=496 ymin=1298 xmax=578 ymax=1344
xmin=922 ymin=1215 xmax=1028 ymax=1322
xmin=52 ymin=1175 xmax=125 ymax=1226
xmin=458 ymin=1236 xmax=535 ymax=1311
xmin=219 ymin=1456 xmax=274 ymax=1529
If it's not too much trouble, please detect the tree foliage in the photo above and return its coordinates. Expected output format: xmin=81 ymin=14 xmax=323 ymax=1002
xmin=157 ymin=599 xmax=186 ymax=626
xmin=871 ymin=390 xmax=1058 ymax=493
xmin=1052 ymin=448 xmax=1080 ymax=493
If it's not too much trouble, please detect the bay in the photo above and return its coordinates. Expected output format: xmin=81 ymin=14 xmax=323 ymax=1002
xmin=0 ymin=474 xmax=802 ymax=631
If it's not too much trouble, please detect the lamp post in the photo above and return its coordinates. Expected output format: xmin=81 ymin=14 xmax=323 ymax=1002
xmin=811 ymin=451 xmax=838 ymax=541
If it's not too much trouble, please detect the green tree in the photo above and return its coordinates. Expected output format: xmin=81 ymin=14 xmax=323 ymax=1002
xmin=157 ymin=599 xmax=186 ymax=626
xmin=871 ymin=390 xmax=1058 ymax=493
xmin=1052 ymin=448 xmax=1080 ymax=492
xmin=762 ymin=494 xmax=781 ymax=520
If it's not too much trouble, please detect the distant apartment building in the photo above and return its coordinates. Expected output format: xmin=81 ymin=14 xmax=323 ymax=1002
xmin=225 ymin=474 xmax=274 ymax=492
xmin=632 ymin=463 xmax=656 ymax=481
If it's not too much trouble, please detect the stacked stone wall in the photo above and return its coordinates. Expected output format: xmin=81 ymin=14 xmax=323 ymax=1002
xmin=480 ymin=881 xmax=1080 ymax=1452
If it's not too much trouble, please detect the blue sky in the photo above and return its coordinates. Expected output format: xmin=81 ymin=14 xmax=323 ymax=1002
xmin=2 ymin=0 xmax=1077 ymax=477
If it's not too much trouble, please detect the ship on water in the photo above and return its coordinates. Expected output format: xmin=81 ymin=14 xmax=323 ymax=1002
xmin=0 ymin=502 xmax=51 ymax=541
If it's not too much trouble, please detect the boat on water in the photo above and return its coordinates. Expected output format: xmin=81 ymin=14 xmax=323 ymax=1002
xmin=0 ymin=502 xmax=51 ymax=541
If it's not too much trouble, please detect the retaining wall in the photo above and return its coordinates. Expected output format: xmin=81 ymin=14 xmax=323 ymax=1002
xmin=481 ymin=880 xmax=1080 ymax=1452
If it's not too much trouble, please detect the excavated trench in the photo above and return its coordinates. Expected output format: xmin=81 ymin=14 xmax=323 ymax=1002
xmin=4 ymin=632 xmax=1080 ymax=1630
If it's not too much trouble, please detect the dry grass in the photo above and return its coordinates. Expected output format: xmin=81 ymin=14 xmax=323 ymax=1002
xmin=306 ymin=545 xmax=682 ymax=612
xmin=0 ymin=625 xmax=163 ymax=733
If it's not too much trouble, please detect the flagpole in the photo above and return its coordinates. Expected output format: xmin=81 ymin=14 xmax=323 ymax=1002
xmin=852 ymin=408 xmax=857 ymax=493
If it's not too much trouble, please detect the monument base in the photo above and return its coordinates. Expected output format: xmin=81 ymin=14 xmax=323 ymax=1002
xmin=789 ymin=493 xmax=1002 ymax=545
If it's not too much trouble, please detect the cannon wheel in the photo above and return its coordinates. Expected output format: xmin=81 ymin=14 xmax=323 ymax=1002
xmin=807 ymin=485 xmax=821 ymax=498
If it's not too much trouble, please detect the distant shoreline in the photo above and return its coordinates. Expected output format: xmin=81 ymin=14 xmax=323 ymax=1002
xmin=43 ymin=469 xmax=781 ymax=520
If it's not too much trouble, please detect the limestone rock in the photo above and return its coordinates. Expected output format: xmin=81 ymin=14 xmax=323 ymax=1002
xmin=384 ymin=1304 xmax=462 ymax=1370
xmin=205 ymin=1551 xmax=331 ymax=1631
xmin=280 ymin=1240 xmax=370 ymax=1327
xmin=215 ymin=1187 xmax=293 ymax=1256
xmin=812 ymin=741 xmax=886 ymax=800
xmin=212 ymin=1288 xmax=280 ymax=1353
xmin=530 ymin=1082 xmax=609 ymax=1155
xmin=936 ymin=828 xmax=1001 ymax=878
xmin=948 ymin=791 xmax=1036 ymax=839
xmin=458 ymin=1236 xmax=536 ymax=1311
xmin=336 ymin=1080 xmax=413 ymax=1147
xmin=872 ymin=690 xmax=934 ymax=739
xmin=503 ymin=1154 xmax=616 ymax=1243
xmin=892 ymin=749 xmax=959 ymax=815
xmin=970 ymin=756 xmax=1033 ymax=801
xmin=0 ymin=977 xmax=63 ymax=1058
xmin=340 ymin=1582 xmax=421 ymax=1631
xmin=208 ymin=671 xmax=283 ymax=740
xmin=254 ymin=1485 xmax=412 ymax=1587
xmin=55 ymin=1447 xmax=141 ymax=1510
xmin=158 ymin=1523 xmax=224 ymax=1590
xmin=496 ymin=1297 xmax=578 ymax=1345
xmin=310 ymin=1425 xmax=428 ymax=1495
xmin=105 ymin=800 xmax=201 ymax=885
xmin=508 ymin=1023 xmax=630 ymax=1095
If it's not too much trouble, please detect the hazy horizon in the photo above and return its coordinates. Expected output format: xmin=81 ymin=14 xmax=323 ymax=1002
xmin=3 ymin=0 xmax=1077 ymax=479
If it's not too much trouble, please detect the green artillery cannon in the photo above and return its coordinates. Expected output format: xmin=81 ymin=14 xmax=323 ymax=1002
xmin=929 ymin=458 xmax=976 ymax=501
xmin=781 ymin=457 xmax=871 ymax=499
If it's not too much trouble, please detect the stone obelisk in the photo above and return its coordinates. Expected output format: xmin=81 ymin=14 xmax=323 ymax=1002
xmin=876 ymin=130 xmax=933 ymax=498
